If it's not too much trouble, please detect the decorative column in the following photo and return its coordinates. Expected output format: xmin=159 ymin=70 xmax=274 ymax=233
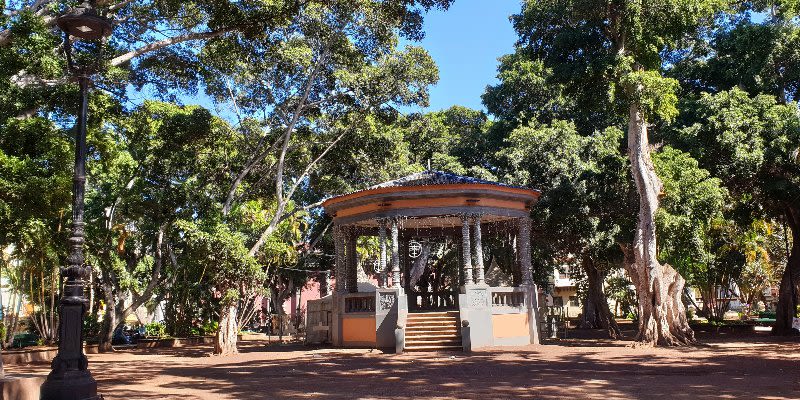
xmin=472 ymin=214 xmax=486 ymax=285
xmin=346 ymin=228 xmax=358 ymax=293
xmin=378 ymin=218 xmax=388 ymax=288
xmin=460 ymin=214 xmax=473 ymax=285
xmin=519 ymin=217 xmax=533 ymax=285
xmin=334 ymin=225 xmax=347 ymax=294
xmin=390 ymin=218 xmax=401 ymax=288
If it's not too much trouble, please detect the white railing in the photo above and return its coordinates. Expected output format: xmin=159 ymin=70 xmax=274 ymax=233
xmin=490 ymin=287 xmax=527 ymax=312
xmin=344 ymin=293 xmax=376 ymax=313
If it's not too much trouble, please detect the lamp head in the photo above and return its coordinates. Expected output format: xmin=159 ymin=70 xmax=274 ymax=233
xmin=57 ymin=0 xmax=112 ymax=40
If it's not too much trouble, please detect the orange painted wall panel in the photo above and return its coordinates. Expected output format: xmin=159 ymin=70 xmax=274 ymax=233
xmin=342 ymin=317 xmax=376 ymax=344
xmin=492 ymin=313 xmax=529 ymax=338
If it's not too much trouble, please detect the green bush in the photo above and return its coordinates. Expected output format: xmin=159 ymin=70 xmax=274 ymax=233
xmin=144 ymin=322 xmax=166 ymax=338
xmin=83 ymin=314 xmax=101 ymax=340
xmin=202 ymin=320 xmax=219 ymax=335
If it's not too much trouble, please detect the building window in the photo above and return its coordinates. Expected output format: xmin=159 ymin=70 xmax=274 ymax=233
xmin=558 ymin=269 xmax=568 ymax=279
xmin=569 ymin=296 xmax=579 ymax=307
xmin=553 ymin=297 xmax=564 ymax=307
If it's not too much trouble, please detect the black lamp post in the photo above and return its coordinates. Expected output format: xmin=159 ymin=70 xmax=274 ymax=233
xmin=40 ymin=2 xmax=111 ymax=399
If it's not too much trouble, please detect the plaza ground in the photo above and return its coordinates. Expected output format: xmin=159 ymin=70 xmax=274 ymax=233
xmin=8 ymin=330 xmax=799 ymax=399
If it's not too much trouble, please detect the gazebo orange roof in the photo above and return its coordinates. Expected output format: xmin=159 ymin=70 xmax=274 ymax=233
xmin=322 ymin=171 xmax=540 ymax=227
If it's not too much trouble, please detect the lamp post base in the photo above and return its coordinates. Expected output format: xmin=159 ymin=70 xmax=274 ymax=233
xmin=40 ymin=301 xmax=99 ymax=400
xmin=40 ymin=369 xmax=99 ymax=400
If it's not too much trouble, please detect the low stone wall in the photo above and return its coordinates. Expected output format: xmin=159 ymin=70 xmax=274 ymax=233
xmin=136 ymin=336 xmax=215 ymax=348
xmin=238 ymin=332 xmax=270 ymax=341
xmin=0 ymin=374 xmax=45 ymax=400
xmin=2 ymin=345 xmax=99 ymax=365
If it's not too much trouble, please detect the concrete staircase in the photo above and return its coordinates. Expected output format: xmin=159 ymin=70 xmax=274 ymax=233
xmin=404 ymin=311 xmax=462 ymax=351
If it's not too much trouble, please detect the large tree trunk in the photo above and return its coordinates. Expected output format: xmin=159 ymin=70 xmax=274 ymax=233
xmin=579 ymin=259 xmax=621 ymax=338
xmin=626 ymin=103 xmax=695 ymax=346
xmin=98 ymin=289 xmax=123 ymax=353
xmin=215 ymin=304 xmax=239 ymax=355
xmin=773 ymin=207 xmax=800 ymax=335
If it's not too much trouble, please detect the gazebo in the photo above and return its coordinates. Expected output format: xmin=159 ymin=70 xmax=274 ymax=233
xmin=306 ymin=171 xmax=542 ymax=351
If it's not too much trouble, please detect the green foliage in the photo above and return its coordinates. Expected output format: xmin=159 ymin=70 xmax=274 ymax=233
xmin=203 ymin=320 xmax=219 ymax=336
xmin=83 ymin=314 xmax=102 ymax=340
xmin=175 ymin=220 xmax=266 ymax=307
xmin=145 ymin=322 xmax=167 ymax=338
xmin=619 ymin=70 xmax=680 ymax=122
xmin=511 ymin=0 xmax=726 ymax=124
xmin=654 ymin=146 xmax=728 ymax=275
xmin=499 ymin=120 xmax=633 ymax=286
xmin=673 ymin=21 xmax=800 ymax=102
xmin=404 ymin=106 xmax=495 ymax=174
xmin=672 ymin=89 xmax=800 ymax=214
xmin=482 ymin=54 xmax=566 ymax=126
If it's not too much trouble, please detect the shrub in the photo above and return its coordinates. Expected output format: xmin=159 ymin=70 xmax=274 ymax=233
xmin=202 ymin=320 xmax=219 ymax=335
xmin=145 ymin=322 xmax=166 ymax=338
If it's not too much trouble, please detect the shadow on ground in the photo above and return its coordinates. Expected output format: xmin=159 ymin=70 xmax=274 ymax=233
xmin=9 ymin=331 xmax=800 ymax=399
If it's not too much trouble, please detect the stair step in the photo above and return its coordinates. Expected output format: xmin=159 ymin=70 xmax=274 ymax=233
xmin=406 ymin=328 xmax=460 ymax=334
xmin=406 ymin=338 xmax=461 ymax=346
xmin=408 ymin=312 xmax=459 ymax=317
xmin=408 ymin=312 xmax=459 ymax=316
xmin=407 ymin=321 xmax=458 ymax=326
xmin=407 ymin=326 xmax=459 ymax=331
xmin=407 ymin=317 xmax=459 ymax=323
xmin=407 ymin=318 xmax=459 ymax=323
xmin=405 ymin=332 xmax=460 ymax=338
xmin=404 ymin=344 xmax=463 ymax=351
xmin=407 ymin=333 xmax=459 ymax=339
xmin=403 ymin=311 xmax=462 ymax=352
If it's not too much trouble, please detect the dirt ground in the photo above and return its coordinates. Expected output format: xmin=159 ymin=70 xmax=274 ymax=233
xmin=7 ymin=330 xmax=800 ymax=400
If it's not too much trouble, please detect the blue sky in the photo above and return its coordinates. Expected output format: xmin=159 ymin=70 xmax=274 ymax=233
xmin=401 ymin=0 xmax=521 ymax=113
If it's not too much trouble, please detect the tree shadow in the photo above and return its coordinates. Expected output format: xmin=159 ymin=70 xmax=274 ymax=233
xmin=82 ymin=336 xmax=800 ymax=399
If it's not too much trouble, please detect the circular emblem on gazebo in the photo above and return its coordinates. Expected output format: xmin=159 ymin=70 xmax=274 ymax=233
xmin=408 ymin=240 xmax=422 ymax=258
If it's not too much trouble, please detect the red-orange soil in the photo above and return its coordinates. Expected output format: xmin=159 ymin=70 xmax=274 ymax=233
xmin=7 ymin=331 xmax=799 ymax=399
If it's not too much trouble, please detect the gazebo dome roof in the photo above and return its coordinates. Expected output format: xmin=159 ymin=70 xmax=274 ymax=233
xmin=322 ymin=171 xmax=540 ymax=229
xmin=367 ymin=170 xmax=526 ymax=189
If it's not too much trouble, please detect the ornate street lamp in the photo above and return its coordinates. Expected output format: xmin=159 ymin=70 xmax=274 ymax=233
xmin=41 ymin=2 xmax=112 ymax=399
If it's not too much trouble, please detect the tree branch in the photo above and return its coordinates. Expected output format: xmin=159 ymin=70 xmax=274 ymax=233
xmin=248 ymin=58 xmax=325 ymax=257
xmin=110 ymin=27 xmax=235 ymax=66
xmin=122 ymin=223 xmax=167 ymax=317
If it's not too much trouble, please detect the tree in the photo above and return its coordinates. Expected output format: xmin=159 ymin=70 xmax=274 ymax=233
xmin=175 ymin=220 xmax=265 ymax=355
xmin=499 ymin=121 xmax=633 ymax=338
xmin=735 ymin=220 xmax=785 ymax=309
xmin=484 ymin=32 xmax=631 ymax=339
xmin=403 ymin=106 xmax=496 ymax=175
xmin=84 ymin=100 xmax=237 ymax=351
xmin=510 ymin=0 xmax=728 ymax=345
xmin=669 ymin=89 xmax=799 ymax=333
xmin=652 ymin=147 xmax=737 ymax=321
xmin=193 ymin=0 xmax=448 ymax=353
